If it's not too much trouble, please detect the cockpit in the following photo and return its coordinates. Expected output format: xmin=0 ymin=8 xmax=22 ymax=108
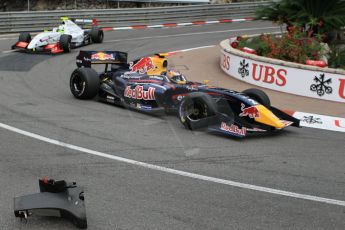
xmin=164 ymin=70 xmax=187 ymax=84
xmin=52 ymin=20 xmax=66 ymax=33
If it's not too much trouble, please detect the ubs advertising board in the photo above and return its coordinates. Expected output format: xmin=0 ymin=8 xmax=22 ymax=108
xmin=220 ymin=48 xmax=345 ymax=103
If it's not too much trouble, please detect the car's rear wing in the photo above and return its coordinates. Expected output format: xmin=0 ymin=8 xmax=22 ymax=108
xmin=74 ymin=18 xmax=99 ymax=28
xmin=76 ymin=51 xmax=128 ymax=68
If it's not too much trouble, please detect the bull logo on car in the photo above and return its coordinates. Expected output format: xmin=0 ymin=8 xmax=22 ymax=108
xmin=91 ymin=52 xmax=115 ymax=61
xmin=239 ymin=103 xmax=259 ymax=118
xmin=129 ymin=57 xmax=155 ymax=74
xmin=124 ymin=85 xmax=155 ymax=100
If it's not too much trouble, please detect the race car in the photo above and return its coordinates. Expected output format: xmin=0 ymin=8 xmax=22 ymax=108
xmin=12 ymin=17 xmax=104 ymax=54
xmin=69 ymin=50 xmax=300 ymax=138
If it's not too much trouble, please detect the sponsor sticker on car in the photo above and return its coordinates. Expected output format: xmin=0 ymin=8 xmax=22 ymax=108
xmin=130 ymin=57 xmax=155 ymax=74
xmin=124 ymin=85 xmax=155 ymax=100
xmin=91 ymin=52 xmax=115 ymax=61
xmin=220 ymin=122 xmax=246 ymax=136
xmin=239 ymin=103 xmax=260 ymax=118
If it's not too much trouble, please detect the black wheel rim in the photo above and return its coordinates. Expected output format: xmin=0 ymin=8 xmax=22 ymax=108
xmin=186 ymin=99 xmax=208 ymax=120
xmin=71 ymin=73 xmax=85 ymax=96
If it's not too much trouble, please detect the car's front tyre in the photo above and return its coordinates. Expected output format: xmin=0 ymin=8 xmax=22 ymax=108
xmin=70 ymin=68 xmax=99 ymax=99
xmin=60 ymin=34 xmax=72 ymax=53
xmin=242 ymin=88 xmax=271 ymax=107
xmin=18 ymin=32 xmax=31 ymax=43
xmin=178 ymin=92 xmax=218 ymax=130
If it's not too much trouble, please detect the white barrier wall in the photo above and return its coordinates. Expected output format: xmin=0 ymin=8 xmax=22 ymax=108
xmin=220 ymin=39 xmax=345 ymax=103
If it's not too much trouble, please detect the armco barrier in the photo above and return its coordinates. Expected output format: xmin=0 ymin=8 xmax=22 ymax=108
xmin=219 ymin=38 xmax=345 ymax=103
xmin=0 ymin=1 xmax=270 ymax=33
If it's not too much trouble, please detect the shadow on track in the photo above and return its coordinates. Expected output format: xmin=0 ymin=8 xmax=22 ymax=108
xmin=0 ymin=52 xmax=54 ymax=72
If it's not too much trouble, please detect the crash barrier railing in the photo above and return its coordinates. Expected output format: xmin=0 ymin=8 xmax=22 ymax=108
xmin=220 ymin=36 xmax=345 ymax=103
xmin=0 ymin=1 xmax=270 ymax=33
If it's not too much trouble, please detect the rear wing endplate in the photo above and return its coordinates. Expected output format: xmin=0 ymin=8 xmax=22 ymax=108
xmin=74 ymin=18 xmax=99 ymax=28
xmin=76 ymin=51 xmax=128 ymax=68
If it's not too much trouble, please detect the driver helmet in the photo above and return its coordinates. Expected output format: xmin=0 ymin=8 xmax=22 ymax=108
xmin=166 ymin=70 xmax=187 ymax=84
xmin=57 ymin=21 xmax=65 ymax=33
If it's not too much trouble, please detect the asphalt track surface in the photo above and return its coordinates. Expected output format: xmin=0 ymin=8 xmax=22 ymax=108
xmin=0 ymin=21 xmax=345 ymax=230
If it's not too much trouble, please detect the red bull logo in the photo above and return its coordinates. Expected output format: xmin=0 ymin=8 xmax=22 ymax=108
xmin=220 ymin=122 xmax=246 ymax=136
xmin=239 ymin=103 xmax=259 ymax=118
xmin=124 ymin=85 xmax=155 ymax=100
xmin=91 ymin=52 xmax=115 ymax=61
xmin=130 ymin=57 xmax=155 ymax=74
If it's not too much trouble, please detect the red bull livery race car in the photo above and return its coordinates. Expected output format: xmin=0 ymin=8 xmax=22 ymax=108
xmin=69 ymin=50 xmax=300 ymax=138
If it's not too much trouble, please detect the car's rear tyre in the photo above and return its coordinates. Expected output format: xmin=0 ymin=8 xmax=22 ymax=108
xmin=178 ymin=92 xmax=218 ymax=130
xmin=19 ymin=32 xmax=31 ymax=43
xmin=60 ymin=34 xmax=72 ymax=53
xmin=242 ymin=88 xmax=271 ymax=107
xmin=91 ymin=27 xmax=104 ymax=43
xmin=70 ymin=68 xmax=99 ymax=99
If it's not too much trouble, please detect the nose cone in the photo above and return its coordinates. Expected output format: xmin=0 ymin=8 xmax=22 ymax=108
xmin=27 ymin=41 xmax=36 ymax=50
xmin=254 ymin=105 xmax=285 ymax=129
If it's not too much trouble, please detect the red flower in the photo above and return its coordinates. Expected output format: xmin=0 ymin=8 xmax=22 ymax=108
xmin=230 ymin=42 xmax=239 ymax=48
xmin=287 ymin=26 xmax=294 ymax=33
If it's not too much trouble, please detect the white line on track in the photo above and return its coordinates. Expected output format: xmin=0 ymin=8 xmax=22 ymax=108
xmin=113 ymin=27 xmax=133 ymax=30
xmin=0 ymin=34 xmax=18 ymax=40
xmin=1 ymin=122 xmax=345 ymax=207
xmin=1 ymin=50 xmax=16 ymax=54
xmin=147 ymin=25 xmax=164 ymax=28
xmin=181 ymin=45 xmax=214 ymax=51
xmin=104 ymin=26 xmax=279 ymax=43
xmin=177 ymin=22 xmax=193 ymax=26
xmin=0 ymin=37 xmax=17 ymax=41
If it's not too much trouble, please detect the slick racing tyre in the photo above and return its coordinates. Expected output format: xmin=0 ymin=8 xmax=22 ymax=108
xmin=91 ymin=27 xmax=104 ymax=43
xmin=70 ymin=68 xmax=99 ymax=99
xmin=178 ymin=92 xmax=218 ymax=130
xmin=19 ymin=32 xmax=31 ymax=43
xmin=60 ymin=34 xmax=72 ymax=53
xmin=242 ymin=88 xmax=271 ymax=107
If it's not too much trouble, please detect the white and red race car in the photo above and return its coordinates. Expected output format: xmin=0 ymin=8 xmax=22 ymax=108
xmin=12 ymin=17 xmax=104 ymax=54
